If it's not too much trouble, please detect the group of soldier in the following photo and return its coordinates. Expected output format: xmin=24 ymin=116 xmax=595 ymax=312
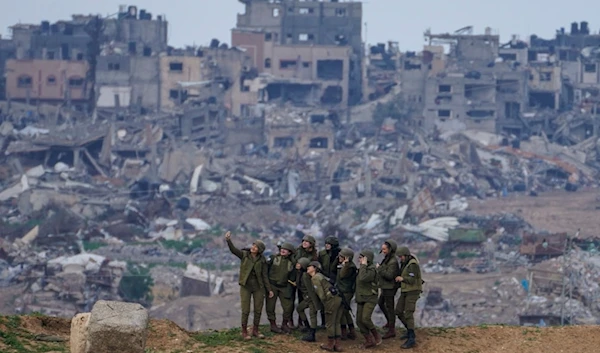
xmin=225 ymin=231 xmax=423 ymax=351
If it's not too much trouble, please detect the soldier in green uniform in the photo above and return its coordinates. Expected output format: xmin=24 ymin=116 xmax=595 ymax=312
xmin=266 ymin=242 xmax=296 ymax=334
xmin=376 ymin=239 xmax=400 ymax=339
xmin=295 ymin=257 xmax=320 ymax=342
xmin=294 ymin=234 xmax=319 ymax=329
xmin=355 ymin=249 xmax=382 ymax=348
xmin=318 ymin=236 xmax=340 ymax=327
xmin=394 ymin=246 xmax=423 ymax=349
xmin=307 ymin=261 xmax=343 ymax=352
xmin=225 ymin=231 xmax=273 ymax=340
xmin=336 ymin=247 xmax=358 ymax=340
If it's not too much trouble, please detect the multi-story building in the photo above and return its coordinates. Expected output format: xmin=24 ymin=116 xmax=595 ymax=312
xmin=95 ymin=55 xmax=160 ymax=110
xmin=420 ymin=28 xmax=530 ymax=135
xmin=232 ymin=0 xmax=363 ymax=108
xmin=0 ymin=36 xmax=15 ymax=100
xmin=159 ymin=46 xmax=256 ymax=114
xmin=5 ymin=59 xmax=89 ymax=104
xmin=11 ymin=5 xmax=167 ymax=61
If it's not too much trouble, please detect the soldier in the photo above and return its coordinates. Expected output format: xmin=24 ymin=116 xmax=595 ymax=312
xmin=307 ymin=261 xmax=343 ymax=352
xmin=318 ymin=236 xmax=340 ymax=327
xmin=225 ymin=231 xmax=273 ymax=340
xmin=296 ymin=234 xmax=319 ymax=261
xmin=294 ymin=234 xmax=319 ymax=327
xmin=266 ymin=242 xmax=296 ymax=334
xmin=319 ymin=236 xmax=341 ymax=279
xmin=376 ymin=239 xmax=400 ymax=339
xmin=295 ymin=257 xmax=320 ymax=342
xmin=355 ymin=249 xmax=382 ymax=348
xmin=394 ymin=246 xmax=423 ymax=349
xmin=336 ymin=247 xmax=358 ymax=340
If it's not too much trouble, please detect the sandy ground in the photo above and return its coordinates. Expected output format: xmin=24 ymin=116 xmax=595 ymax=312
xmin=1 ymin=315 xmax=599 ymax=353
xmin=471 ymin=188 xmax=600 ymax=239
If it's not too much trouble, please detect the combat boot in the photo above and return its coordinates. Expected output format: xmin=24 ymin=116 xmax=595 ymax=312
xmin=359 ymin=333 xmax=375 ymax=349
xmin=241 ymin=324 xmax=251 ymax=340
xmin=269 ymin=319 xmax=282 ymax=334
xmin=340 ymin=326 xmax=348 ymax=341
xmin=401 ymin=329 xmax=416 ymax=349
xmin=333 ymin=336 xmax=344 ymax=352
xmin=320 ymin=337 xmax=336 ymax=352
xmin=281 ymin=319 xmax=292 ymax=334
xmin=300 ymin=320 xmax=310 ymax=333
xmin=371 ymin=328 xmax=382 ymax=346
xmin=302 ymin=328 xmax=316 ymax=342
xmin=251 ymin=326 xmax=265 ymax=339
xmin=346 ymin=325 xmax=357 ymax=340
xmin=399 ymin=329 xmax=409 ymax=340
xmin=382 ymin=326 xmax=396 ymax=339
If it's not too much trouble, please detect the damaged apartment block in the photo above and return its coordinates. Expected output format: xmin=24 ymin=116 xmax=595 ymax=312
xmin=232 ymin=0 xmax=363 ymax=108
xmin=420 ymin=27 xmax=530 ymax=135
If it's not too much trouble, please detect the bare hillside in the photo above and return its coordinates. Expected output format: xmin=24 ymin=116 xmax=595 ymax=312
xmin=0 ymin=315 xmax=599 ymax=353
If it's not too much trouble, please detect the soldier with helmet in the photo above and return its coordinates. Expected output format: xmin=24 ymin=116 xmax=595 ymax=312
xmin=307 ymin=261 xmax=344 ymax=352
xmin=394 ymin=246 xmax=423 ymax=349
xmin=266 ymin=242 xmax=297 ymax=333
xmin=225 ymin=231 xmax=273 ymax=340
xmin=294 ymin=233 xmax=320 ymax=328
xmin=376 ymin=239 xmax=400 ymax=339
xmin=295 ymin=257 xmax=320 ymax=342
xmin=336 ymin=247 xmax=358 ymax=340
xmin=318 ymin=236 xmax=340 ymax=326
xmin=355 ymin=249 xmax=382 ymax=348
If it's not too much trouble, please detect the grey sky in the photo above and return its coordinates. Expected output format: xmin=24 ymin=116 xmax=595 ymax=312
xmin=1 ymin=1 xmax=599 ymax=51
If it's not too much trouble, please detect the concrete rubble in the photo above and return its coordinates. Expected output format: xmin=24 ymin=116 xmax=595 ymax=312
xmin=0 ymin=101 xmax=598 ymax=327
xmin=1 ymin=4 xmax=600 ymax=329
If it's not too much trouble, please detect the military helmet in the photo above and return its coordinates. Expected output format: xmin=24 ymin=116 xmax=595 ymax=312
xmin=325 ymin=236 xmax=340 ymax=247
xmin=253 ymin=240 xmax=266 ymax=254
xmin=308 ymin=261 xmax=322 ymax=271
xmin=359 ymin=249 xmax=375 ymax=263
xmin=280 ymin=242 xmax=296 ymax=253
xmin=302 ymin=234 xmax=316 ymax=246
xmin=384 ymin=239 xmax=398 ymax=253
xmin=396 ymin=246 xmax=411 ymax=257
xmin=339 ymin=248 xmax=354 ymax=259
xmin=297 ymin=257 xmax=311 ymax=269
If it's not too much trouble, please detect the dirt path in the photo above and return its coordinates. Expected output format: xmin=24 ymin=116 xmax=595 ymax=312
xmin=1 ymin=315 xmax=599 ymax=353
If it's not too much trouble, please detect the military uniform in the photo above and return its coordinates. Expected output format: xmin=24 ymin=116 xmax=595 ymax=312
xmin=266 ymin=242 xmax=296 ymax=333
xmin=336 ymin=247 xmax=358 ymax=340
xmin=310 ymin=262 xmax=343 ymax=352
xmin=355 ymin=249 xmax=382 ymax=348
xmin=227 ymin=238 xmax=271 ymax=340
xmin=295 ymin=257 xmax=320 ymax=342
xmin=294 ymin=234 xmax=319 ymax=327
xmin=318 ymin=236 xmax=340 ymax=327
xmin=395 ymin=246 xmax=423 ymax=349
xmin=377 ymin=239 xmax=400 ymax=338
xmin=318 ymin=236 xmax=341 ymax=280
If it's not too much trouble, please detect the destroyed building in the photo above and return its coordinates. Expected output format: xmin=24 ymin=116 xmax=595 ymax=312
xmin=10 ymin=5 xmax=167 ymax=61
xmin=95 ymin=56 xmax=160 ymax=111
xmin=419 ymin=27 xmax=530 ymax=135
xmin=366 ymin=41 xmax=400 ymax=101
xmin=5 ymin=5 xmax=167 ymax=109
xmin=0 ymin=36 xmax=15 ymax=100
xmin=232 ymin=0 xmax=363 ymax=107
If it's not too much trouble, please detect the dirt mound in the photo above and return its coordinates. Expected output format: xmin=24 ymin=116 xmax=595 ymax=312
xmin=0 ymin=315 xmax=599 ymax=353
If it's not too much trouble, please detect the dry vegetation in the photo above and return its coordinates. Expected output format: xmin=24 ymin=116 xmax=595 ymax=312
xmin=0 ymin=314 xmax=599 ymax=353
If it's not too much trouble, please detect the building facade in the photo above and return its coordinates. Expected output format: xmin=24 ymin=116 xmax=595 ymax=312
xmin=5 ymin=59 xmax=89 ymax=103
xmin=233 ymin=0 xmax=363 ymax=105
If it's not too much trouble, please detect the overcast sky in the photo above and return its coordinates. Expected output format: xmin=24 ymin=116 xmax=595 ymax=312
xmin=1 ymin=0 xmax=599 ymax=51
